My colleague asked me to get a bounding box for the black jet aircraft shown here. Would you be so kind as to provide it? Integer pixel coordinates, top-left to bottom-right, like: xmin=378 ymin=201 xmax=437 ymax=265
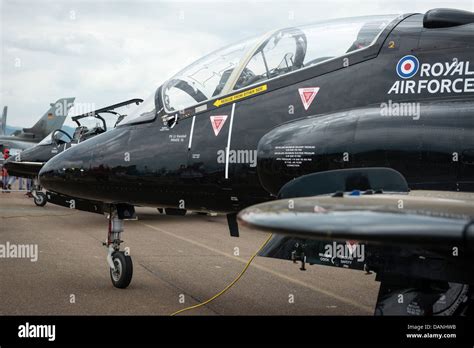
xmin=4 ymin=99 xmax=143 ymax=206
xmin=0 ymin=97 xmax=75 ymax=155
xmin=39 ymin=9 xmax=474 ymax=315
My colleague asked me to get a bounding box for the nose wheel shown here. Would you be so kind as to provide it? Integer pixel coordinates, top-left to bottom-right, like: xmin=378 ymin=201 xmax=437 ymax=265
xmin=110 ymin=251 xmax=133 ymax=289
xmin=105 ymin=205 xmax=135 ymax=289
xmin=33 ymin=192 xmax=47 ymax=207
xmin=31 ymin=178 xmax=47 ymax=207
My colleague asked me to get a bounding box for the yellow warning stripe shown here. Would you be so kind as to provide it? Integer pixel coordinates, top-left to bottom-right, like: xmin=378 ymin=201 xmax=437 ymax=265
xmin=213 ymin=84 xmax=267 ymax=107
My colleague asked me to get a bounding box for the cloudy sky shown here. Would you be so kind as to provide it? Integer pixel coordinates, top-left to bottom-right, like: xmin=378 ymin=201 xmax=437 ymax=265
xmin=1 ymin=0 xmax=473 ymax=128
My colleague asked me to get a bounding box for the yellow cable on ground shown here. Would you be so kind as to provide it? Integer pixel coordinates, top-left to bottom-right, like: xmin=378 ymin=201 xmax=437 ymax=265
xmin=170 ymin=233 xmax=273 ymax=316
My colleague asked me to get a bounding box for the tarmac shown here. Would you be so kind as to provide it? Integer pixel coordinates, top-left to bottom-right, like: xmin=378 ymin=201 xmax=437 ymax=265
xmin=0 ymin=191 xmax=379 ymax=315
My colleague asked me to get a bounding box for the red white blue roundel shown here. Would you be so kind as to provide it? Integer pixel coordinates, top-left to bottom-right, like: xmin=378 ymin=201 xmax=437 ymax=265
xmin=396 ymin=55 xmax=419 ymax=79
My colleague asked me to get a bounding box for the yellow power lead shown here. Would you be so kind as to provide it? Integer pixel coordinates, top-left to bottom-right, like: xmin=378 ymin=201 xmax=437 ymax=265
xmin=170 ymin=233 xmax=273 ymax=316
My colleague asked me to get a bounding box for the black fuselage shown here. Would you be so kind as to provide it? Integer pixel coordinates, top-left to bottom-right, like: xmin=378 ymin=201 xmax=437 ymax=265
xmin=39 ymin=14 xmax=474 ymax=213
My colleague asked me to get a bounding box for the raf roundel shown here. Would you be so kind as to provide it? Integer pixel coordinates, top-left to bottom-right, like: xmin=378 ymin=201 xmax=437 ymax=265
xmin=396 ymin=55 xmax=420 ymax=79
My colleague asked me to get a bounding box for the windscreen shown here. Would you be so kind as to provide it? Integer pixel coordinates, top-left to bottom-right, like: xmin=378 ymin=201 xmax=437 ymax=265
xmin=162 ymin=36 xmax=260 ymax=112
xmin=121 ymin=93 xmax=156 ymax=125
xmin=38 ymin=131 xmax=55 ymax=146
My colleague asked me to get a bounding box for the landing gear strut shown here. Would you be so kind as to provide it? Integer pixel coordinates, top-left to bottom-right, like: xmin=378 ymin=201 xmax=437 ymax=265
xmin=104 ymin=206 xmax=134 ymax=288
xmin=31 ymin=178 xmax=47 ymax=207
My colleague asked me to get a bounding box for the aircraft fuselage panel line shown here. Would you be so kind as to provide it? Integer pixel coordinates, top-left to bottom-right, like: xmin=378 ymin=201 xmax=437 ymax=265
xmin=188 ymin=116 xmax=196 ymax=150
xmin=225 ymin=103 xmax=236 ymax=180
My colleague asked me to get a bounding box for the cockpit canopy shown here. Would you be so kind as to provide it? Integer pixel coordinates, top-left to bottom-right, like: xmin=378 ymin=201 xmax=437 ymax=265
xmin=161 ymin=15 xmax=399 ymax=113
xmin=122 ymin=15 xmax=399 ymax=125
xmin=38 ymin=129 xmax=72 ymax=146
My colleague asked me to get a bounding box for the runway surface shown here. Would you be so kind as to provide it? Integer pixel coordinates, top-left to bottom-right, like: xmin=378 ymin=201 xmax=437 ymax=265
xmin=0 ymin=192 xmax=379 ymax=315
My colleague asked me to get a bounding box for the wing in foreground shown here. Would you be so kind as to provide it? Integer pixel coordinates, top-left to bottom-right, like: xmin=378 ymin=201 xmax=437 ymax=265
xmin=238 ymin=193 xmax=474 ymax=250
xmin=238 ymin=191 xmax=474 ymax=315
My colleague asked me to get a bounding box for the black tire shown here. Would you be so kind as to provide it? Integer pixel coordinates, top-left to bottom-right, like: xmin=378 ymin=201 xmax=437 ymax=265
xmin=34 ymin=192 xmax=47 ymax=207
xmin=109 ymin=251 xmax=133 ymax=289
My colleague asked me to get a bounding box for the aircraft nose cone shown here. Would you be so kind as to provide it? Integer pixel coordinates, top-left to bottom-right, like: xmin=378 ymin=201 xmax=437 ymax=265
xmin=39 ymin=144 xmax=90 ymax=197
xmin=39 ymin=153 xmax=71 ymax=194
xmin=39 ymin=127 xmax=131 ymax=201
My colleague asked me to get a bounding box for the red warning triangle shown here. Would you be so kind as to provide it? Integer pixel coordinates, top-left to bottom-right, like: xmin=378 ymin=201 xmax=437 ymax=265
xmin=298 ymin=87 xmax=320 ymax=111
xmin=210 ymin=115 xmax=228 ymax=136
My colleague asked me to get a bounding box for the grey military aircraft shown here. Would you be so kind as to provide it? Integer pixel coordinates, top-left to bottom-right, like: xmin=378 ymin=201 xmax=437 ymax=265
xmin=0 ymin=106 xmax=7 ymax=136
xmin=3 ymin=98 xmax=143 ymax=206
xmin=0 ymin=97 xmax=75 ymax=156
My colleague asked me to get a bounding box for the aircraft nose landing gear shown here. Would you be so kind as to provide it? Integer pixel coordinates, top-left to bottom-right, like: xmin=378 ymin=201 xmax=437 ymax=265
xmin=109 ymin=250 xmax=133 ymax=289
xmin=31 ymin=179 xmax=47 ymax=207
xmin=33 ymin=192 xmax=47 ymax=207
xmin=104 ymin=205 xmax=135 ymax=288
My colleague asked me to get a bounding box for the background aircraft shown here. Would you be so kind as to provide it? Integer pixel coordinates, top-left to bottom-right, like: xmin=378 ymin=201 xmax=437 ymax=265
xmin=0 ymin=106 xmax=7 ymax=136
xmin=3 ymin=98 xmax=143 ymax=206
xmin=0 ymin=97 xmax=75 ymax=156
xmin=38 ymin=9 xmax=474 ymax=315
